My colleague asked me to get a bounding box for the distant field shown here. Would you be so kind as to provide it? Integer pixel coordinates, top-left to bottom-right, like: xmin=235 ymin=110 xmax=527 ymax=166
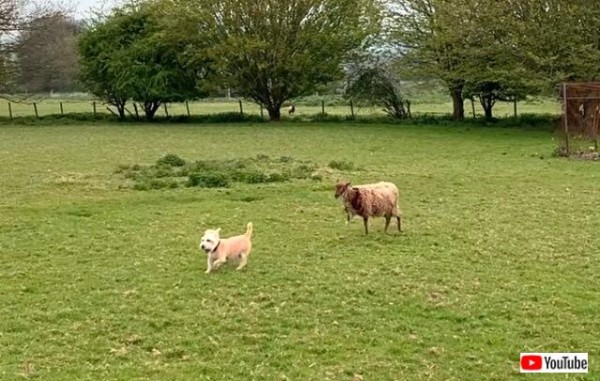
xmin=0 ymin=95 xmax=560 ymax=119
xmin=0 ymin=122 xmax=597 ymax=380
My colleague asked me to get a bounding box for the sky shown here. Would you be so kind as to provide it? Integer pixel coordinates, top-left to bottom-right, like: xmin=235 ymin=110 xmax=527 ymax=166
xmin=68 ymin=0 xmax=120 ymax=18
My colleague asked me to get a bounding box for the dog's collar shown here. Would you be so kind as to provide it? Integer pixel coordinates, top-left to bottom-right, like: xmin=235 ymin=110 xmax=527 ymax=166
xmin=211 ymin=240 xmax=221 ymax=253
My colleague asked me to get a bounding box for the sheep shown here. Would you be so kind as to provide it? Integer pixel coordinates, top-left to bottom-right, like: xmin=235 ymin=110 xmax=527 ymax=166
xmin=334 ymin=180 xmax=402 ymax=235
xmin=337 ymin=181 xmax=394 ymax=224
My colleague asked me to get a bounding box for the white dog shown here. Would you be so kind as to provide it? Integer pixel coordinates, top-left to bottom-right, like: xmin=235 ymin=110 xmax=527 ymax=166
xmin=199 ymin=222 xmax=253 ymax=273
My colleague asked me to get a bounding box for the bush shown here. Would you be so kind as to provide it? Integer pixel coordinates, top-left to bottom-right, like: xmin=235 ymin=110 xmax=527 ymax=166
xmin=157 ymin=154 xmax=186 ymax=167
xmin=277 ymin=156 xmax=294 ymax=163
xmin=186 ymin=172 xmax=230 ymax=188
xmin=120 ymin=153 xmax=331 ymax=191
xmin=151 ymin=165 xmax=175 ymax=178
xmin=328 ymin=160 xmax=354 ymax=170
xmin=267 ymin=172 xmax=291 ymax=183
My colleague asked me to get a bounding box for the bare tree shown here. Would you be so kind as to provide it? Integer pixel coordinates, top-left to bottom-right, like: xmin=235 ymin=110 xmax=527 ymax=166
xmin=0 ymin=0 xmax=71 ymax=94
xmin=15 ymin=12 xmax=82 ymax=92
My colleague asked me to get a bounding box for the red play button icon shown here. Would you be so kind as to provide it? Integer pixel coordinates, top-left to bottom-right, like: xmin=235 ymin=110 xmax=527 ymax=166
xmin=521 ymin=355 xmax=543 ymax=371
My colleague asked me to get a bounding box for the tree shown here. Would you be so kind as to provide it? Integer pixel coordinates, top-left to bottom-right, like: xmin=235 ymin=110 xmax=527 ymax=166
xmin=457 ymin=0 xmax=536 ymax=120
xmin=510 ymin=0 xmax=600 ymax=88
xmin=385 ymin=0 xmax=555 ymax=120
xmin=163 ymin=0 xmax=381 ymax=121
xmin=78 ymin=15 xmax=131 ymax=118
xmin=344 ymin=59 xmax=410 ymax=119
xmin=385 ymin=0 xmax=471 ymax=120
xmin=78 ymin=2 xmax=208 ymax=119
xmin=15 ymin=12 xmax=82 ymax=93
xmin=0 ymin=0 xmax=65 ymax=93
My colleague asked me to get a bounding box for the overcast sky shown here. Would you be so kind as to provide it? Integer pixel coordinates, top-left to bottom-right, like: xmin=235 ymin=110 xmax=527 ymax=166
xmin=69 ymin=0 xmax=120 ymax=17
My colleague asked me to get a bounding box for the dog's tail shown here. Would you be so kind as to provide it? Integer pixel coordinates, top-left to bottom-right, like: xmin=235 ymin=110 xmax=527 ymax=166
xmin=245 ymin=222 xmax=253 ymax=238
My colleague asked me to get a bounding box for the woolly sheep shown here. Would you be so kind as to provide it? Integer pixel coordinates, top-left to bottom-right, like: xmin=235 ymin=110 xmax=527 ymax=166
xmin=334 ymin=180 xmax=402 ymax=235
xmin=337 ymin=181 xmax=394 ymax=224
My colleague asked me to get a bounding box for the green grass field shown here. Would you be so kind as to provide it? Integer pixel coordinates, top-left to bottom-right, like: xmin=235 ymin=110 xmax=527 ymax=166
xmin=1 ymin=122 xmax=598 ymax=380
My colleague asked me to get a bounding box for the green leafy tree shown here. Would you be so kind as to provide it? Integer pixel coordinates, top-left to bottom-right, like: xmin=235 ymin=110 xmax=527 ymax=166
xmin=78 ymin=2 xmax=208 ymax=119
xmin=78 ymin=16 xmax=131 ymax=118
xmin=458 ymin=1 xmax=536 ymax=120
xmin=386 ymin=0 xmax=551 ymax=120
xmin=164 ymin=0 xmax=381 ymax=121
xmin=510 ymin=0 xmax=600 ymax=88
xmin=385 ymin=0 xmax=471 ymax=120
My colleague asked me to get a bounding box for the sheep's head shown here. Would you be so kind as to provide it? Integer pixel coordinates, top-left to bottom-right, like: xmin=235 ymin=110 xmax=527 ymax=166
xmin=334 ymin=181 xmax=351 ymax=198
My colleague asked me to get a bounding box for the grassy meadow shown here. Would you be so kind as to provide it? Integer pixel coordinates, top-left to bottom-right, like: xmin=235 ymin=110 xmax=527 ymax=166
xmin=1 ymin=121 xmax=599 ymax=380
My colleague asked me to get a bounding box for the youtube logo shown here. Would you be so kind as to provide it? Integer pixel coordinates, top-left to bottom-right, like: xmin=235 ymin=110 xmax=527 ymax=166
xmin=521 ymin=355 xmax=543 ymax=371
xmin=520 ymin=353 xmax=588 ymax=373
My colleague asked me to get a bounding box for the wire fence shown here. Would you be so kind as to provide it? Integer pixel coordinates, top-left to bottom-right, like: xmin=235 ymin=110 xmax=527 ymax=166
xmin=0 ymin=96 xmax=562 ymax=120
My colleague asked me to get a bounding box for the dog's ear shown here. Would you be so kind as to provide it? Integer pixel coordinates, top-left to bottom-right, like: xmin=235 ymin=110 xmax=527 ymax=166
xmin=216 ymin=227 xmax=221 ymax=233
xmin=345 ymin=182 xmax=351 ymax=187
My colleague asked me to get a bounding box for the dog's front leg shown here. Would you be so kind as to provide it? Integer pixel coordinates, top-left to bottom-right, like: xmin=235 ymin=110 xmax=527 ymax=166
xmin=205 ymin=255 xmax=214 ymax=274
xmin=212 ymin=257 xmax=227 ymax=269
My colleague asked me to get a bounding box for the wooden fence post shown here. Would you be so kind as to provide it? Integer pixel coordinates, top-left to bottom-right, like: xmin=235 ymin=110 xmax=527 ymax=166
xmin=164 ymin=103 xmax=169 ymax=117
xmin=33 ymin=103 xmax=38 ymax=118
xmin=260 ymin=105 xmax=264 ymax=118
xmin=92 ymin=101 xmax=97 ymax=117
xmin=239 ymin=100 xmax=244 ymax=115
xmin=321 ymin=100 xmax=325 ymax=115
xmin=563 ymin=83 xmax=570 ymax=155
xmin=513 ymin=98 xmax=518 ymax=117
xmin=60 ymin=102 xmax=64 ymax=115
xmin=7 ymin=102 xmax=12 ymax=120
xmin=185 ymin=101 xmax=191 ymax=117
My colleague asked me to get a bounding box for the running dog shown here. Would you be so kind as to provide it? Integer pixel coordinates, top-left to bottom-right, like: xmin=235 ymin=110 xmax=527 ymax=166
xmin=199 ymin=222 xmax=253 ymax=273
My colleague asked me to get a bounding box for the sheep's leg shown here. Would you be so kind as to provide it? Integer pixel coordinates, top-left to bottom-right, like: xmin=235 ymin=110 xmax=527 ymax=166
xmin=384 ymin=214 xmax=391 ymax=233
xmin=363 ymin=217 xmax=369 ymax=235
xmin=392 ymin=205 xmax=402 ymax=233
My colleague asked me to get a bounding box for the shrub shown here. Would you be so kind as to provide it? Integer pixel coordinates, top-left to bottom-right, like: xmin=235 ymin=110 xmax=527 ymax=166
xmin=291 ymin=164 xmax=317 ymax=179
xmin=115 ymin=164 xmax=130 ymax=173
xmin=151 ymin=165 xmax=174 ymax=178
xmin=236 ymin=170 xmax=269 ymax=184
xmin=267 ymin=172 xmax=291 ymax=183
xmin=157 ymin=154 xmax=186 ymax=167
xmin=121 ymin=153 xmax=326 ymax=190
xmin=278 ymin=156 xmax=294 ymax=163
xmin=328 ymin=160 xmax=354 ymax=170
xmin=186 ymin=172 xmax=230 ymax=188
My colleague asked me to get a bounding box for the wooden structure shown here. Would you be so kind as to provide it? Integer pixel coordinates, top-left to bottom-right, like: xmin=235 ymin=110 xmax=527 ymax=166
xmin=558 ymin=82 xmax=600 ymax=154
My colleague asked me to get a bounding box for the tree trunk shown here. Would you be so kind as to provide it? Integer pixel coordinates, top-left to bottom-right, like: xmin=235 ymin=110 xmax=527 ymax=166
xmin=267 ymin=106 xmax=281 ymax=121
xmin=450 ymin=85 xmax=464 ymax=121
xmin=479 ymin=94 xmax=494 ymax=121
xmin=143 ymin=101 xmax=161 ymax=120
xmin=116 ymin=101 xmax=126 ymax=120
